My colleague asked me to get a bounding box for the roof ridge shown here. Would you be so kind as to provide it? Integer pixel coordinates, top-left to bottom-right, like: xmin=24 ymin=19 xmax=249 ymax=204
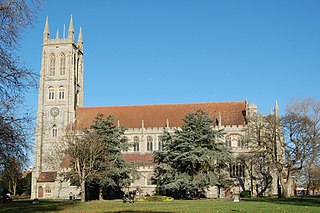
xmin=78 ymin=101 xmax=246 ymax=109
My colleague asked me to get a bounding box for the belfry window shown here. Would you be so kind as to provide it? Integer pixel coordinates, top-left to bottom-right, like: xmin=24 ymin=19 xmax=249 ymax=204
xmin=52 ymin=125 xmax=58 ymax=137
xmin=147 ymin=136 xmax=153 ymax=152
xmin=49 ymin=54 xmax=55 ymax=76
xmin=58 ymin=87 xmax=65 ymax=100
xmin=60 ymin=53 xmax=66 ymax=75
xmin=133 ymin=136 xmax=139 ymax=152
xmin=48 ymin=87 xmax=55 ymax=100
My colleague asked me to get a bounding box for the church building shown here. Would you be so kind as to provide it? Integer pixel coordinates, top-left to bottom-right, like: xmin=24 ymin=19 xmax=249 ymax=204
xmin=31 ymin=17 xmax=279 ymax=199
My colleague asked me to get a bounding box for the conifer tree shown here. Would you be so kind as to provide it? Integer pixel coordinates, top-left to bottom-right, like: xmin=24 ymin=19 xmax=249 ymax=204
xmin=154 ymin=110 xmax=231 ymax=198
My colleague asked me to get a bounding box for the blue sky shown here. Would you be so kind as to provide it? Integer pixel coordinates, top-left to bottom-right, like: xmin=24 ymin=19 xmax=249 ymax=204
xmin=21 ymin=0 xmax=320 ymax=115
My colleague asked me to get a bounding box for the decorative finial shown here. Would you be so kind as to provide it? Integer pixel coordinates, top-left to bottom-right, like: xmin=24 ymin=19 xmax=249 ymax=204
xmin=68 ymin=15 xmax=74 ymax=40
xmin=43 ymin=16 xmax=50 ymax=41
xmin=56 ymin=29 xmax=59 ymax=39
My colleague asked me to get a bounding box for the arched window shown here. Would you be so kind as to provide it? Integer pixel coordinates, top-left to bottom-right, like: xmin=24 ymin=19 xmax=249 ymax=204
xmin=48 ymin=87 xmax=55 ymax=100
xmin=45 ymin=186 xmax=51 ymax=194
xmin=225 ymin=136 xmax=231 ymax=148
xmin=58 ymin=87 xmax=65 ymax=100
xmin=230 ymin=163 xmax=245 ymax=178
xmin=147 ymin=136 xmax=153 ymax=152
xmin=52 ymin=125 xmax=58 ymax=137
xmin=237 ymin=138 xmax=244 ymax=148
xmin=133 ymin=136 xmax=139 ymax=152
xmin=158 ymin=136 xmax=164 ymax=151
xmin=60 ymin=53 xmax=66 ymax=75
xmin=49 ymin=54 xmax=55 ymax=76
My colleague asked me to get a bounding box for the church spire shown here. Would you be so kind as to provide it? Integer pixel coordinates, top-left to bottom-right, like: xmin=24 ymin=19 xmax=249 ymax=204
xmin=43 ymin=16 xmax=50 ymax=41
xmin=68 ymin=15 xmax=74 ymax=41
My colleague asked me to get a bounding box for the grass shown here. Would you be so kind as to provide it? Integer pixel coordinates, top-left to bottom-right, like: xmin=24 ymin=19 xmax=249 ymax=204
xmin=0 ymin=197 xmax=319 ymax=213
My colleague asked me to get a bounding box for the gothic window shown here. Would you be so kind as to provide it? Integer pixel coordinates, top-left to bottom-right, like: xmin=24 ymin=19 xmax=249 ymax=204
xmin=45 ymin=186 xmax=51 ymax=194
xmin=49 ymin=54 xmax=55 ymax=76
xmin=158 ymin=136 xmax=164 ymax=151
xmin=237 ymin=138 xmax=244 ymax=148
xmin=147 ymin=136 xmax=153 ymax=152
xmin=225 ymin=136 xmax=231 ymax=148
xmin=230 ymin=163 xmax=245 ymax=178
xmin=52 ymin=125 xmax=58 ymax=137
xmin=133 ymin=136 xmax=139 ymax=152
xmin=147 ymin=176 xmax=157 ymax=185
xmin=58 ymin=87 xmax=65 ymax=100
xmin=60 ymin=53 xmax=66 ymax=75
xmin=48 ymin=87 xmax=55 ymax=100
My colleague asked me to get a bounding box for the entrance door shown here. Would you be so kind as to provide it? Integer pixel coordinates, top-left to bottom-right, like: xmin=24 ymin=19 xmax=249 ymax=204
xmin=38 ymin=186 xmax=44 ymax=198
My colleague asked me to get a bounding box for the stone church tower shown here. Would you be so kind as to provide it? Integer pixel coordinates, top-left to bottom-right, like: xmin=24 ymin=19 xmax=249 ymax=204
xmin=31 ymin=16 xmax=84 ymax=199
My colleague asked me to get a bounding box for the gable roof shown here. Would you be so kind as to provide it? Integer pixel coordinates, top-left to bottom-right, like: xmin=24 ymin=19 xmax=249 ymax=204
xmin=37 ymin=172 xmax=57 ymax=182
xmin=76 ymin=101 xmax=247 ymax=129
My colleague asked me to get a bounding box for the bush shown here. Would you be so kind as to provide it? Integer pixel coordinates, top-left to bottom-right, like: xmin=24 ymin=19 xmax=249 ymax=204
xmin=136 ymin=196 xmax=174 ymax=202
xmin=240 ymin=190 xmax=251 ymax=198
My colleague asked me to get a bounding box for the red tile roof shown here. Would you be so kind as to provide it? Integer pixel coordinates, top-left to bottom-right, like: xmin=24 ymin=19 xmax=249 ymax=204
xmin=123 ymin=153 xmax=154 ymax=166
xmin=37 ymin=172 xmax=57 ymax=182
xmin=76 ymin=101 xmax=247 ymax=129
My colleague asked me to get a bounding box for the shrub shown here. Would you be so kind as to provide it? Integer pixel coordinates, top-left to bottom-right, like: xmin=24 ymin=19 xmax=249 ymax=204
xmin=136 ymin=196 xmax=174 ymax=202
xmin=240 ymin=190 xmax=251 ymax=198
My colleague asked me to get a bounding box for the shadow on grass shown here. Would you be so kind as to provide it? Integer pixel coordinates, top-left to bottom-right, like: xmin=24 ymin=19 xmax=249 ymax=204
xmin=243 ymin=196 xmax=320 ymax=208
xmin=0 ymin=200 xmax=174 ymax=213
xmin=0 ymin=199 xmax=79 ymax=213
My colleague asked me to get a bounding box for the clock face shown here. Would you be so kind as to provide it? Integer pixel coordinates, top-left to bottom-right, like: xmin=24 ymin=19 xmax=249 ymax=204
xmin=50 ymin=107 xmax=59 ymax=117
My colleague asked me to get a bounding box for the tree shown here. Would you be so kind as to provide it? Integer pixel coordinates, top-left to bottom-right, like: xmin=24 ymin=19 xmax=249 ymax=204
xmin=246 ymin=98 xmax=320 ymax=198
xmin=0 ymin=0 xmax=40 ymax=169
xmin=282 ymin=98 xmax=320 ymax=196
xmin=0 ymin=157 xmax=22 ymax=196
xmin=89 ymin=114 xmax=138 ymax=200
xmin=62 ymin=114 xmax=137 ymax=202
xmin=154 ymin=110 xmax=232 ymax=198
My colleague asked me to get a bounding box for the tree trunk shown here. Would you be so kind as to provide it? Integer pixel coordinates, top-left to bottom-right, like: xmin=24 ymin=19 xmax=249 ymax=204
xmin=99 ymin=186 xmax=103 ymax=200
xmin=13 ymin=180 xmax=17 ymax=196
xmin=280 ymin=175 xmax=294 ymax=198
xmin=81 ymin=180 xmax=86 ymax=202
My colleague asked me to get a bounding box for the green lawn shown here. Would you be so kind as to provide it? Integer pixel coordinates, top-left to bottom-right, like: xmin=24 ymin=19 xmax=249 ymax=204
xmin=0 ymin=197 xmax=319 ymax=213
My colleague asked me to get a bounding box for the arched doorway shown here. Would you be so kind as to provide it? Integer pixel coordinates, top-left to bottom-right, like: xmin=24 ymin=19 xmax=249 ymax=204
xmin=38 ymin=186 xmax=44 ymax=198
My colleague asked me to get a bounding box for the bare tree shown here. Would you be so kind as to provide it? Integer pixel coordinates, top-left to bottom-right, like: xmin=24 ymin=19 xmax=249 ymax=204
xmin=61 ymin=130 xmax=109 ymax=202
xmin=61 ymin=114 xmax=137 ymax=202
xmin=282 ymin=98 xmax=320 ymax=196
xmin=246 ymin=98 xmax=320 ymax=198
xmin=0 ymin=0 xmax=40 ymax=168
xmin=0 ymin=157 xmax=23 ymax=195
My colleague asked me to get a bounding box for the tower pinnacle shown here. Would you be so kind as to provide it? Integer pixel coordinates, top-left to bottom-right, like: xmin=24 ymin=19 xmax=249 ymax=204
xmin=43 ymin=16 xmax=50 ymax=41
xmin=275 ymin=100 xmax=279 ymax=118
xmin=68 ymin=15 xmax=74 ymax=40
xmin=56 ymin=29 xmax=59 ymax=39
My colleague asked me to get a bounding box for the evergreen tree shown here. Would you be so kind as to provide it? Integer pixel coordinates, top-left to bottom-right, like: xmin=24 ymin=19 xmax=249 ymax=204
xmin=90 ymin=114 xmax=138 ymax=199
xmin=154 ymin=110 xmax=231 ymax=198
